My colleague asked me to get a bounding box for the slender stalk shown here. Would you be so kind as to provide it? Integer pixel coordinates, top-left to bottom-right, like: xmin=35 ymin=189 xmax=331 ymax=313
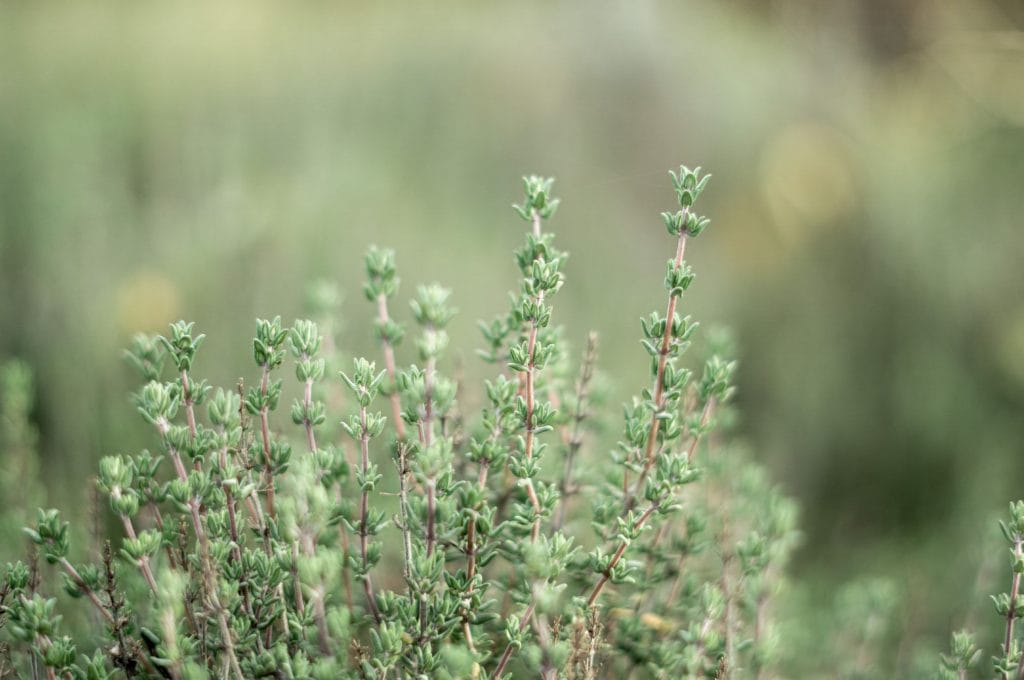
xmin=522 ymin=309 xmax=543 ymax=544
xmin=461 ymin=461 xmax=490 ymax=653
xmin=358 ymin=405 xmax=382 ymax=622
xmin=396 ymin=443 xmax=415 ymax=585
xmin=101 ymin=542 xmax=161 ymax=679
xmin=722 ymin=537 xmax=736 ymax=677
xmin=426 ymin=478 xmax=437 ymax=557
xmin=466 ymin=464 xmax=489 ymax=584
xmin=335 ymin=487 xmax=355 ymax=612
xmin=420 ymin=324 xmax=442 ymax=559
xmin=104 ymin=480 xmax=160 ymax=595
xmin=553 ymin=333 xmax=598 ymax=531
xmin=490 ymin=601 xmax=536 ymax=680
xmin=258 ymin=365 xmax=277 ymax=519
xmin=57 ymin=558 xmax=113 ymax=624
xmin=295 ymin=348 xmax=332 ymax=652
xmin=666 ymin=552 xmax=689 ymax=608
xmin=117 ymin=515 xmax=158 ymax=594
xmin=155 ymin=421 xmax=243 ymax=680
xmin=180 ymin=370 xmax=198 ymax=440
xmin=634 ymin=397 xmax=716 ymax=613
xmin=234 ymin=382 xmax=291 ymax=645
xmin=587 ymin=503 xmax=660 ymax=608
xmin=522 ymin=208 xmax=546 ymax=543
xmin=686 ymin=399 xmax=717 ymax=461
xmin=624 ymin=224 xmax=688 ymax=511
xmin=291 ymin=542 xmax=307 ymax=622
xmin=634 ymin=522 xmax=672 ymax=614
xmin=376 ymin=292 xmax=407 ymax=441
xmin=235 ymin=380 xmax=265 ymax=533
xmin=215 ymin=430 xmax=257 ymax=634
xmin=424 ymin=328 xmax=437 ymax=447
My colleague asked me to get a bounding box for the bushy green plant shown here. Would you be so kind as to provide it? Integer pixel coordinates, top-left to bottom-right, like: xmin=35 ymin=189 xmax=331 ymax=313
xmin=0 ymin=167 xmax=799 ymax=679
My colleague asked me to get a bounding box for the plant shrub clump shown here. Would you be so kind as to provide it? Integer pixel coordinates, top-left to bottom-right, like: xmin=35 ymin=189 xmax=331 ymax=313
xmin=1 ymin=167 xmax=799 ymax=679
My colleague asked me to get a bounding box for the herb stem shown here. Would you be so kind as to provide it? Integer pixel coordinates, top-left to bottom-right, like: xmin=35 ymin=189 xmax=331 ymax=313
xmin=587 ymin=503 xmax=659 ymax=608
xmin=359 ymin=405 xmax=382 ymax=622
xmin=376 ymin=292 xmax=407 ymax=441
xmin=625 ymin=225 xmax=688 ymax=511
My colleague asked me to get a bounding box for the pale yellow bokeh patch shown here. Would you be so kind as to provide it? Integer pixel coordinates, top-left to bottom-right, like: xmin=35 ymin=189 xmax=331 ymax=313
xmin=116 ymin=271 xmax=181 ymax=335
xmin=716 ymin=193 xmax=789 ymax=276
xmin=758 ymin=122 xmax=857 ymax=243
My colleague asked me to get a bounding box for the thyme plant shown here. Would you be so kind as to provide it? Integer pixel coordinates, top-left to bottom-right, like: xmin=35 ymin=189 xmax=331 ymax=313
xmin=0 ymin=167 xmax=800 ymax=679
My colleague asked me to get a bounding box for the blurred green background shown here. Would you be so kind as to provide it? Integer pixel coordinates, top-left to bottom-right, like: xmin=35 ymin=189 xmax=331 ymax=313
xmin=2 ymin=0 xmax=1024 ymax=673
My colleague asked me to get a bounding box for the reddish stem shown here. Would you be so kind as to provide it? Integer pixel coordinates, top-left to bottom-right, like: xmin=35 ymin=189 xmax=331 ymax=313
xmin=58 ymin=558 xmax=114 ymax=624
xmin=490 ymin=601 xmax=536 ymax=679
xmin=586 ymin=503 xmax=659 ymax=608
xmin=624 ymin=230 xmax=690 ymax=511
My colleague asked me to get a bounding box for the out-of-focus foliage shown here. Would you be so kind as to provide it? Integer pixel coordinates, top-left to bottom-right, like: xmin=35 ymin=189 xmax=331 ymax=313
xmin=0 ymin=361 xmax=45 ymax=550
xmin=1 ymin=0 xmax=1023 ymax=675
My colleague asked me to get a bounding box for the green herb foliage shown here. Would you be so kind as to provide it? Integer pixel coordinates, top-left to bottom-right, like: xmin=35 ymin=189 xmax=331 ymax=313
xmin=0 ymin=168 xmax=800 ymax=679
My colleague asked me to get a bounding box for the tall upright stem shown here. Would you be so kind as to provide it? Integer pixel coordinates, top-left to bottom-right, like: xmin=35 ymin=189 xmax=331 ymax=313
xmin=523 ymin=304 xmax=544 ymax=544
xmin=396 ymin=443 xmax=414 ymax=585
xmin=461 ymin=462 xmax=490 ymax=653
xmin=522 ymin=208 xmax=546 ymax=543
xmin=217 ymin=428 xmax=259 ymax=646
xmin=358 ymin=406 xmax=382 ymax=622
xmin=426 ymin=478 xmax=437 ymax=557
xmin=180 ymin=370 xmax=198 ymax=440
xmin=297 ymin=357 xmax=331 ymax=653
xmin=155 ymin=417 xmax=243 ymax=680
xmin=491 ymin=203 xmax=555 ymax=677
xmin=258 ymin=365 xmax=276 ymax=518
xmin=376 ymin=293 xmax=407 ymax=441
xmin=423 ymin=328 xmax=437 ymax=447
xmin=553 ymin=333 xmax=598 ymax=531
xmin=422 ymin=325 xmax=440 ymax=558
xmin=625 ymin=226 xmax=688 ymax=511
